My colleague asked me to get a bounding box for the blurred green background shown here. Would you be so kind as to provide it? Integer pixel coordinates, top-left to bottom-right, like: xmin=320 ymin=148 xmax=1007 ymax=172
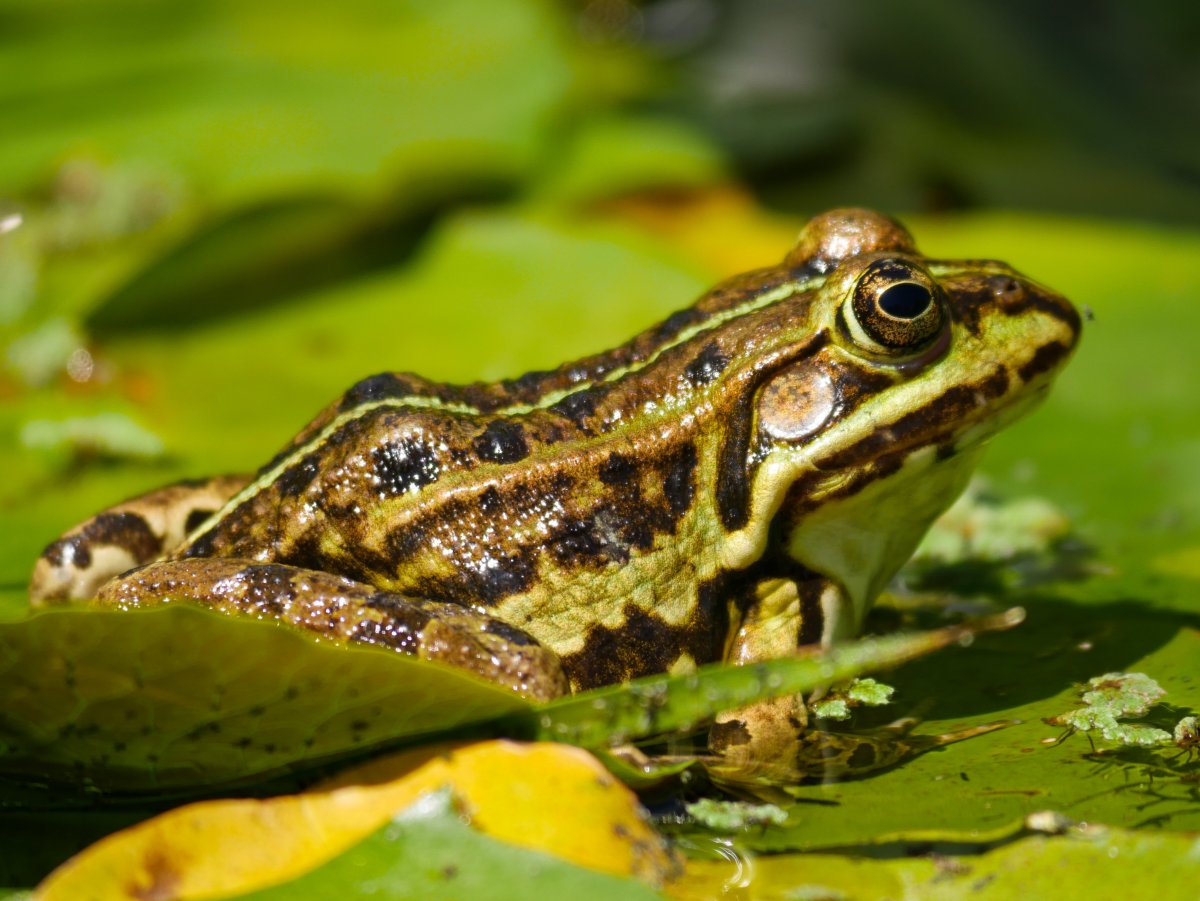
xmin=1 ymin=0 xmax=1199 ymax=892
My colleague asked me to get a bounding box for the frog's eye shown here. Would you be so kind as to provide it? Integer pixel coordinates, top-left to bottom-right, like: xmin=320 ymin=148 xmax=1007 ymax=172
xmin=843 ymin=259 xmax=945 ymax=355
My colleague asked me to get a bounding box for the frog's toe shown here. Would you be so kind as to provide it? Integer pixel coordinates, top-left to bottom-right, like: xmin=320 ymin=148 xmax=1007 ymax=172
xmin=28 ymin=474 xmax=249 ymax=606
xmin=29 ymin=513 xmax=162 ymax=605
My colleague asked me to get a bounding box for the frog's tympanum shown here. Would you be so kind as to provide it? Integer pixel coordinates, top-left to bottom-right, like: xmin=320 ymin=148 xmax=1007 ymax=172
xmin=29 ymin=210 xmax=1080 ymax=775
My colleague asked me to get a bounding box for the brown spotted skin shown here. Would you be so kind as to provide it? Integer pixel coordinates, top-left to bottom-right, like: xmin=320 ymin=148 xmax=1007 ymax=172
xmin=30 ymin=209 xmax=1081 ymax=768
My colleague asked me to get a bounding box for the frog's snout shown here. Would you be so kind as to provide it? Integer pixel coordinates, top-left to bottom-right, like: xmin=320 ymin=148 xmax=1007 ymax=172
xmin=989 ymin=271 xmax=1083 ymax=351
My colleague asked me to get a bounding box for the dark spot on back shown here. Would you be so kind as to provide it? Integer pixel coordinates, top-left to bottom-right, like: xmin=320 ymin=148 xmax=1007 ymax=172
xmin=472 ymin=420 xmax=529 ymax=464
xmin=279 ymin=532 xmax=327 ymax=572
xmin=550 ymin=386 xmax=603 ymax=427
xmin=654 ymin=307 xmax=705 ymax=341
xmin=509 ymin=367 xmax=556 ymax=397
xmin=472 ymin=553 xmax=537 ymax=603
xmin=184 ymin=509 xmax=216 ymax=533
xmin=478 ymin=486 xmax=501 ymax=513
xmin=371 ymin=437 xmax=440 ymax=497
xmin=276 ymin=452 xmax=321 ymax=498
xmin=339 ymin=372 xmax=415 ymax=411
xmin=683 ymin=341 xmax=730 ymax=388
xmin=420 ymin=551 xmax=538 ymax=607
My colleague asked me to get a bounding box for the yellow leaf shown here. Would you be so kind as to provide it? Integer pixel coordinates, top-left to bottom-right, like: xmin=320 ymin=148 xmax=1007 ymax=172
xmin=37 ymin=741 xmax=678 ymax=900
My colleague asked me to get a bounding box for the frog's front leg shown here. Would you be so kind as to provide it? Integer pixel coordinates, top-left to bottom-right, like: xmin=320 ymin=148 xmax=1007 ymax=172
xmin=30 ymin=475 xmax=250 ymax=605
xmin=708 ymin=573 xmax=966 ymax=783
xmin=709 ymin=575 xmax=816 ymax=769
xmin=95 ymin=559 xmax=569 ymax=702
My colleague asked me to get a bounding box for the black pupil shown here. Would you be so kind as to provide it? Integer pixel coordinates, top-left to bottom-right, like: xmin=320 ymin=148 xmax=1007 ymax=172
xmin=878 ymin=282 xmax=931 ymax=319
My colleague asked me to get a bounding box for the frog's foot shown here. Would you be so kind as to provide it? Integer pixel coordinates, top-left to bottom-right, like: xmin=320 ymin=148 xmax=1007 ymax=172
xmin=707 ymin=716 xmax=1014 ymax=791
xmin=95 ymin=558 xmax=569 ymax=701
xmin=30 ymin=475 xmax=250 ymax=605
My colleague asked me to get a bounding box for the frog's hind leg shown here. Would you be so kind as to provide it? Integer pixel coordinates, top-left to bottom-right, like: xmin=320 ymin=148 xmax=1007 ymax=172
xmin=96 ymin=558 xmax=569 ymax=702
xmin=29 ymin=474 xmax=249 ymax=605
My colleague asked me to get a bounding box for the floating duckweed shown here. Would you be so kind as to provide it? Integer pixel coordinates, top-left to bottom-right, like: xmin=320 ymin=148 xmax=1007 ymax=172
xmin=812 ymin=698 xmax=850 ymax=721
xmin=813 ymin=678 xmax=895 ymax=720
xmin=685 ymin=798 xmax=788 ymax=831
xmin=1047 ymin=672 xmax=1173 ymax=747
xmin=1078 ymin=672 xmax=1165 ymax=717
xmin=847 ymin=678 xmax=894 ymax=706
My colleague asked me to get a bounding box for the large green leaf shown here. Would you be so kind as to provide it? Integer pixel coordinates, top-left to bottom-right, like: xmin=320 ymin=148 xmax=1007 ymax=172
xmin=0 ymin=605 xmax=528 ymax=796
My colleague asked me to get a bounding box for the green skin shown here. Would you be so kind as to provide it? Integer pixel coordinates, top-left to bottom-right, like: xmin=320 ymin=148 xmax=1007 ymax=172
xmin=29 ymin=209 xmax=1081 ymax=773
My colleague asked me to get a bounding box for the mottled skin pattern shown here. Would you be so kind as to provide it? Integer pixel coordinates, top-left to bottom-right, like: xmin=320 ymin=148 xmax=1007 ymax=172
xmin=29 ymin=209 xmax=1081 ymax=772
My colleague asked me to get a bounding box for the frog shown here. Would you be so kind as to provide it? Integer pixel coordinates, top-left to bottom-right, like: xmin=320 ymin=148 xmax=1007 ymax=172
xmin=28 ymin=208 xmax=1081 ymax=776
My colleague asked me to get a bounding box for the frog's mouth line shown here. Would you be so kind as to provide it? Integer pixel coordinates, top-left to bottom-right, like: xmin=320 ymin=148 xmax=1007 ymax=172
xmin=942 ymin=380 xmax=1053 ymax=460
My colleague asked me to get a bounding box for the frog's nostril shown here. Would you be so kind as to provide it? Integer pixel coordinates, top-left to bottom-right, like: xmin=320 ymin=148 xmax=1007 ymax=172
xmin=991 ymin=276 xmax=1023 ymax=304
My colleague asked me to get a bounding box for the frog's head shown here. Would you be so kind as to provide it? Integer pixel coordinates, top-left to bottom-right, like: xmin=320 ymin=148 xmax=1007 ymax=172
xmin=744 ymin=209 xmax=1081 ymax=638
